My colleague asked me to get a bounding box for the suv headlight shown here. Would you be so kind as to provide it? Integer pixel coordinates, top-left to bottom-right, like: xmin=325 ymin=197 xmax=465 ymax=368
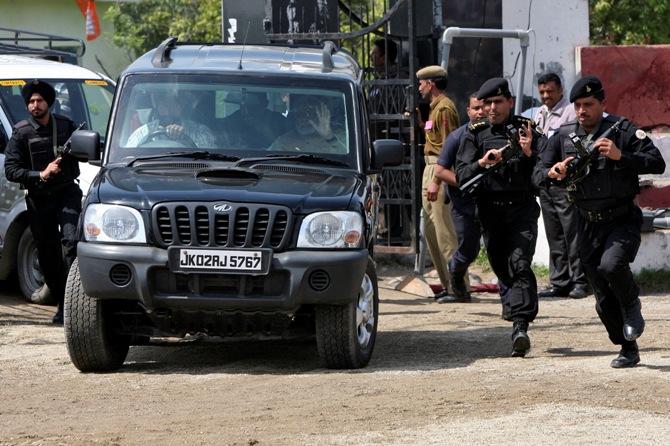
xmin=83 ymin=204 xmax=147 ymax=243
xmin=297 ymin=211 xmax=363 ymax=248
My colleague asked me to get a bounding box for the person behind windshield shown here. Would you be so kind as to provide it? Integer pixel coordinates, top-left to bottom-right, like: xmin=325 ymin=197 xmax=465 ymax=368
xmin=126 ymin=91 xmax=215 ymax=148
xmin=221 ymin=91 xmax=287 ymax=148
xmin=269 ymin=95 xmax=345 ymax=153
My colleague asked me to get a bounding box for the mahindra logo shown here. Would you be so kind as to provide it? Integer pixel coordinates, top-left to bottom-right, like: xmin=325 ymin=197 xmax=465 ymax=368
xmin=213 ymin=203 xmax=233 ymax=213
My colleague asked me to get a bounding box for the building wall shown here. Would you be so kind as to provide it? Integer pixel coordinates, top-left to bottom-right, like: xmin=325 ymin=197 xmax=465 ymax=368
xmin=502 ymin=0 xmax=589 ymax=102
xmin=0 ymin=0 xmax=132 ymax=80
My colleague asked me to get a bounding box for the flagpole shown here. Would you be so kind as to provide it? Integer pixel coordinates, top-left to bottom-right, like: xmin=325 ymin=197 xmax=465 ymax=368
xmin=220 ymin=0 xmax=225 ymax=42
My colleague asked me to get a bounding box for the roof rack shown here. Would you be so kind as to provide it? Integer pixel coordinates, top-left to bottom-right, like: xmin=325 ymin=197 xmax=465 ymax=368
xmin=321 ymin=41 xmax=338 ymax=73
xmin=0 ymin=27 xmax=85 ymax=64
xmin=152 ymin=36 xmax=178 ymax=68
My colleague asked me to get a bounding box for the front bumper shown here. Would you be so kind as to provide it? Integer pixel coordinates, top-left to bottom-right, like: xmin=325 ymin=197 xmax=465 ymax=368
xmin=77 ymin=243 xmax=369 ymax=312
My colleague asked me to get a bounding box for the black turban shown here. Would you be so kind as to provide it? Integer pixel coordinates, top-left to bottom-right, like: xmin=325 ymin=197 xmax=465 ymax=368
xmin=21 ymin=80 xmax=56 ymax=107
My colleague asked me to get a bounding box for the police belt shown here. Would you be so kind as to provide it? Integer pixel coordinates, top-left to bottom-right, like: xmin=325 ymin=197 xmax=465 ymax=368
xmin=578 ymin=204 xmax=631 ymax=223
xmin=424 ymin=155 xmax=439 ymax=165
xmin=26 ymin=180 xmax=76 ymax=197
xmin=481 ymin=193 xmax=535 ymax=207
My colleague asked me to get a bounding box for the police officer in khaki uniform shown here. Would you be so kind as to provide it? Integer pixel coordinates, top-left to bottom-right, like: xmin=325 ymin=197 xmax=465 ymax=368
xmin=415 ymin=65 xmax=460 ymax=300
xmin=4 ymin=80 xmax=81 ymax=325
xmin=534 ymin=76 xmax=666 ymax=368
xmin=456 ymin=78 xmax=542 ymax=357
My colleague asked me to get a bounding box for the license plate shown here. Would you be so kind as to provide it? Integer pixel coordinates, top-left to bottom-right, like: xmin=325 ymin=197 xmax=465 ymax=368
xmin=169 ymin=248 xmax=269 ymax=274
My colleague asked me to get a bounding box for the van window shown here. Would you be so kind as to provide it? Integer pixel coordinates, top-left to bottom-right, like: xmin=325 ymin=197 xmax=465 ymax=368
xmin=0 ymin=79 xmax=114 ymax=137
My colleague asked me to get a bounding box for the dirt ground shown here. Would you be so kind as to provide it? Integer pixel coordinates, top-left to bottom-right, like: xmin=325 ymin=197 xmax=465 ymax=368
xmin=1 ymin=268 xmax=670 ymax=446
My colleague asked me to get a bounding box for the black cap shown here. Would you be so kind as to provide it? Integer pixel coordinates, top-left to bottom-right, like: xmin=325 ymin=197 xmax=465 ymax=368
xmin=477 ymin=77 xmax=511 ymax=100
xmin=21 ymin=80 xmax=56 ymax=107
xmin=569 ymin=75 xmax=604 ymax=103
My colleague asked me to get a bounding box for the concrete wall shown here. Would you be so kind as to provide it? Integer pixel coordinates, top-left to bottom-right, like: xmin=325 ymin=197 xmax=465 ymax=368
xmin=0 ymin=0 xmax=132 ymax=79
xmin=502 ymin=0 xmax=589 ymax=102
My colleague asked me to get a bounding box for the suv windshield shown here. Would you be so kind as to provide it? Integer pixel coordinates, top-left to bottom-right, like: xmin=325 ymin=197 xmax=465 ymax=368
xmin=108 ymin=74 xmax=357 ymax=167
xmin=0 ymin=78 xmax=114 ymax=136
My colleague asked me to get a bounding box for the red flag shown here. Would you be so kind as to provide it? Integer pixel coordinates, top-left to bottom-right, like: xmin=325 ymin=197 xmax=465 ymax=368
xmin=75 ymin=0 xmax=100 ymax=41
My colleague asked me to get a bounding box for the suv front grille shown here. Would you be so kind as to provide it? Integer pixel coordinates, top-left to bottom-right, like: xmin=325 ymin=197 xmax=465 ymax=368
xmin=152 ymin=202 xmax=292 ymax=250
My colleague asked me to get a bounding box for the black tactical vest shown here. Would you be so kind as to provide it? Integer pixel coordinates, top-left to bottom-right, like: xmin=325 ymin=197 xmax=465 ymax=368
xmin=558 ymin=115 xmax=639 ymax=210
xmin=14 ymin=114 xmax=80 ymax=193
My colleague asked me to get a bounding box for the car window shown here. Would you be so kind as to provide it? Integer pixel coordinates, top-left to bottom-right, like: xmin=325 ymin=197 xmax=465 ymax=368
xmin=0 ymin=79 xmax=114 ymax=136
xmin=109 ymin=74 xmax=355 ymax=166
xmin=0 ymin=124 xmax=7 ymax=153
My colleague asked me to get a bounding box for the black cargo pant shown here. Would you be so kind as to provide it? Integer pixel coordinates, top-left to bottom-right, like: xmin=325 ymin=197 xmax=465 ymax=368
xmin=26 ymin=183 xmax=82 ymax=307
xmin=478 ymin=197 xmax=540 ymax=322
xmin=448 ymin=200 xmax=481 ymax=276
xmin=539 ymin=186 xmax=586 ymax=289
xmin=578 ymin=206 xmax=642 ymax=346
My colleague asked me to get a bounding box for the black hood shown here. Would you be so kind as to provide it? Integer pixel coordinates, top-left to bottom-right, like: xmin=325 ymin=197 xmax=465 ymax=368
xmin=93 ymin=164 xmax=362 ymax=214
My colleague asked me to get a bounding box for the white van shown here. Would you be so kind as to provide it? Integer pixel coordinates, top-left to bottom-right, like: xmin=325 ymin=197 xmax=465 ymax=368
xmin=0 ymin=55 xmax=115 ymax=302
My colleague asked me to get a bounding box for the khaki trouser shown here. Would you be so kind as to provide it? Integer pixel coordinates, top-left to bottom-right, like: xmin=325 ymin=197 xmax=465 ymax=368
xmin=421 ymin=157 xmax=458 ymax=290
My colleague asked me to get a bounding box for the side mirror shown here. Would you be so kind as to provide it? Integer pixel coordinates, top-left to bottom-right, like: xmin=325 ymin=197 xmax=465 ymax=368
xmin=70 ymin=130 xmax=101 ymax=162
xmin=371 ymin=139 xmax=403 ymax=171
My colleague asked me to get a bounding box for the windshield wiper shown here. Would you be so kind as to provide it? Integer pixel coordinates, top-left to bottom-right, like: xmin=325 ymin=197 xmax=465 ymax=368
xmin=234 ymin=154 xmax=349 ymax=168
xmin=125 ymin=151 xmax=240 ymax=167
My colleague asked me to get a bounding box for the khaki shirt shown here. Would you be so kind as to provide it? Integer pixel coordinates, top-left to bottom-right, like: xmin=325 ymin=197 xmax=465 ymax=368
xmin=423 ymin=94 xmax=459 ymax=156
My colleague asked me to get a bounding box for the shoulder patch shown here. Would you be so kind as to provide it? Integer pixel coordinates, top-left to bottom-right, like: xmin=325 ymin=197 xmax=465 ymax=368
xmin=512 ymin=115 xmax=537 ymax=128
xmin=468 ymin=118 xmax=490 ymax=133
xmin=635 ymin=129 xmax=647 ymax=140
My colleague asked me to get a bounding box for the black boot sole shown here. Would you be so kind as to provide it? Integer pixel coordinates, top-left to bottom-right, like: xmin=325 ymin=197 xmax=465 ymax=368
xmin=512 ymin=334 xmax=531 ymax=357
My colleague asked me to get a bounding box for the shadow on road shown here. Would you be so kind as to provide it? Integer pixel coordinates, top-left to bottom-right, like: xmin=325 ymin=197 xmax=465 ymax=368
xmin=119 ymin=325 xmax=516 ymax=376
xmin=0 ymin=281 xmax=56 ymax=327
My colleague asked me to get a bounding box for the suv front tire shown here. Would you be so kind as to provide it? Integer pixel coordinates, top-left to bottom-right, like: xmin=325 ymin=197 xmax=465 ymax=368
xmin=315 ymin=258 xmax=378 ymax=369
xmin=64 ymin=258 xmax=129 ymax=372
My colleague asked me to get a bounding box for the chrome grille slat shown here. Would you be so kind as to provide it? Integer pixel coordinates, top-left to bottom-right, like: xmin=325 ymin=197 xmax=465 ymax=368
xmin=152 ymin=202 xmax=291 ymax=250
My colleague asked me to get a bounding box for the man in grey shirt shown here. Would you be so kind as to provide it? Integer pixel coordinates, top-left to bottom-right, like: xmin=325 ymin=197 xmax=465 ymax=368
xmin=535 ymin=73 xmax=589 ymax=299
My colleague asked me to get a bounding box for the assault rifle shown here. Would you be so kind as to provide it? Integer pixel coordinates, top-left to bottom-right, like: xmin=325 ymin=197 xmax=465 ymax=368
xmin=460 ymin=124 xmax=523 ymax=195
xmin=56 ymin=121 xmax=86 ymax=158
xmin=555 ymin=118 xmax=624 ymax=187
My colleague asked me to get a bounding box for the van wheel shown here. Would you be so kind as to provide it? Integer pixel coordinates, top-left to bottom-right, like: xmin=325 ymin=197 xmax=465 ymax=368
xmin=315 ymin=259 xmax=378 ymax=369
xmin=17 ymin=227 xmax=52 ymax=304
xmin=64 ymin=258 xmax=129 ymax=372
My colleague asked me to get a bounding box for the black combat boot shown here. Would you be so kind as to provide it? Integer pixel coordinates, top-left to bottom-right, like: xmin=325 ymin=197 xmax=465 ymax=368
xmin=438 ymin=272 xmax=472 ymax=303
xmin=511 ymin=320 xmax=530 ymax=357
xmin=610 ymin=341 xmax=640 ymax=368
xmin=622 ymin=299 xmax=644 ymax=341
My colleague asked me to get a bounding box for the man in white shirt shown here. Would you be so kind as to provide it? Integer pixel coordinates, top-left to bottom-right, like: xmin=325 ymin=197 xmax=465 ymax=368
xmin=534 ymin=73 xmax=589 ymax=299
xmin=535 ymin=73 xmax=576 ymax=137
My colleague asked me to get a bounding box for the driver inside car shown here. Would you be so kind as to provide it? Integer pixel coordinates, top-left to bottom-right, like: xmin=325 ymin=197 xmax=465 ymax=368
xmin=125 ymin=91 xmax=216 ymax=148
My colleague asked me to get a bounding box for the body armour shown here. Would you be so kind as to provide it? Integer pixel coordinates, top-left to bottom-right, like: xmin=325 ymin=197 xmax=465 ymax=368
xmin=457 ymin=115 xmax=542 ymax=196
xmin=556 ymin=115 xmax=661 ymax=211
xmin=5 ymin=113 xmax=79 ymax=194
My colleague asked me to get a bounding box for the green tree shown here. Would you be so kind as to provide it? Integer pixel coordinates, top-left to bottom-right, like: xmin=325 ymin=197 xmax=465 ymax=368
xmin=106 ymin=0 xmax=221 ymax=60
xmin=590 ymin=0 xmax=670 ymax=45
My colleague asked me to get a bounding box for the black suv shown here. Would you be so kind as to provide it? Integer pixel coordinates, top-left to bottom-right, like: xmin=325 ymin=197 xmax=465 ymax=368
xmin=64 ymin=38 xmax=402 ymax=372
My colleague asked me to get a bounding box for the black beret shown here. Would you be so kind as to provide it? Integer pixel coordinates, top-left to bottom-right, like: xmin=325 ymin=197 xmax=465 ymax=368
xmin=476 ymin=77 xmax=510 ymax=100
xmin=569 ymin=75 xmax=604 ymax=103
xmin=21 ymin=80 xmax=56 ymax=107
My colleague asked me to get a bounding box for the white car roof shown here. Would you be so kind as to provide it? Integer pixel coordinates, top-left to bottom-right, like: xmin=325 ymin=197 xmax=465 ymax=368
xmin=0 ymin=55 xmax=106 ymax=80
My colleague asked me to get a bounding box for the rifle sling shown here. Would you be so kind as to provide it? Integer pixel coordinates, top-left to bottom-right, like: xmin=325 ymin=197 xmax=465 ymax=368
xmin=51 ymin=113 xmax=58 ymax=157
